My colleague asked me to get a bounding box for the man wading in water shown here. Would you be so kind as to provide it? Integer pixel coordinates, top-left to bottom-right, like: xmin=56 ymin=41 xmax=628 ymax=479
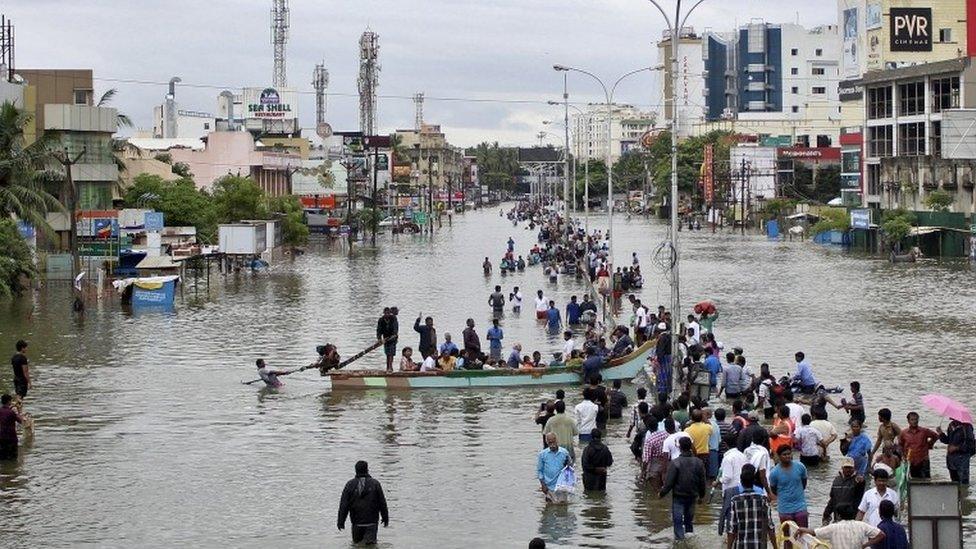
xmin=338 ymin=460 xmax=389 ymax=545
xmin=255 ymin=359 xmax=291 ymax=388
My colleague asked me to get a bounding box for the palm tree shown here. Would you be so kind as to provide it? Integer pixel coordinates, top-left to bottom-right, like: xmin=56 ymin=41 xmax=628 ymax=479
xmin=0 ymin=101 xmax=63 ymax=231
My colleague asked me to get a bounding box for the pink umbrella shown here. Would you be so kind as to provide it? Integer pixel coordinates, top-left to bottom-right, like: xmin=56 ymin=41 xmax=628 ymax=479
xmin=921 ymin=394 xmax=973 ymax=424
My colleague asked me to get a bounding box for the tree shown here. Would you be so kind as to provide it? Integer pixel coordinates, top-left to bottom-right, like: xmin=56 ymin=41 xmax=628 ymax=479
xmin=122 ymin=173 xmax=218 ymax=243
xmin=0 ymin=101 xmax=63 ymax=231
xmin=880 ymin=207 xmax=916 ymax=251
xmin=172 ymin=162 xmax=192 ymax=179
xmin=0 ymin=219 xmax=36 ymax=297
xmin=923 ymin=189 xmax=953 ymax=212
xmin=466 ymin=142 xmax=523 ymax=192
xmin=211 ymin=175 xmax=268 ymax=222
xmin=269 ymin=195 xmax=309 ymax=247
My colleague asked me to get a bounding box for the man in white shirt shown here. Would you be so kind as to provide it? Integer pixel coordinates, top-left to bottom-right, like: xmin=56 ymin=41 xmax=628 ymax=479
xmin=575 ymin=387 xmax=599 ymax=444
xmin=510 ymin=286 xmax=523 ymax=313
xmin=535 ymin=290 xmax=548 ymax=320
xmin=785 ymin=399 xmax=805 ymax=425
xmin=662 ymin=418 xmax=692 ymax=460
xmin=857 ymin=469 xmax=899 ymax=527
xmin=686 ymin=315 xmax=701 ymax=345
xmin=420 ymin=354 xmax=437 ymax=372
xmin=742 ymin=429 xmax=772 ymax=490
xmin=717 ymin=447 xmax=748 ymax=492
xmin=562 ymin=332 xmax=575 ymax=358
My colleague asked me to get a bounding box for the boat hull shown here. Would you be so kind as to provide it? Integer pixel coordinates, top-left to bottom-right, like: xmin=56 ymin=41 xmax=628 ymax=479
xmin=325 ymin=340 xmax=654 ymax=390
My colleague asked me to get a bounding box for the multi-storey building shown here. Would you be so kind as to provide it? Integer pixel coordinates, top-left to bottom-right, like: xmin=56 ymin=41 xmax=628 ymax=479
xmin=700 ymin=22 xmax=842 ymax=145
xmin=657 ymin=27 xmax=706 ymax=138
xmin=570 ymin=104 xmax=657 ymax=164
xmin=394 ymin=124 xmax=464 ymax=193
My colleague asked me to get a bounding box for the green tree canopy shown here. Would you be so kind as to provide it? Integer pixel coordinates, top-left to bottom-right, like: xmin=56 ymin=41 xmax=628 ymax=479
xmin=0 ymin=101 xmax=63 ymax=232
xmin=466 ymin=142 xmax=523 ymax=192
xmin=122 ymin=173 xmax=218 ymax=243
xmin=0 ymin=218 xmax=36 ymax=297
xmin=211 ymin=175 xmax=268 ymax=222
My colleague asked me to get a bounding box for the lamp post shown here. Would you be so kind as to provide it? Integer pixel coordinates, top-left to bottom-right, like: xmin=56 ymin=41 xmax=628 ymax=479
xmin=644 ymin=0 xmax=708 ymax=391
xmin=553 ymin=64 xmax=663 ymax=265
xmin=550 ymin=101 xmax=588 ymax=231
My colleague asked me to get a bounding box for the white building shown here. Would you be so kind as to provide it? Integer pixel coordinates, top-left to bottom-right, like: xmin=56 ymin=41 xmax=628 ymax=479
xmin=152 ymin=104 xmax=216 ymax=139
xmin=570 ymin=104 xmax=657 ymax=163
xmin=657 ymin=28 xmax=706 ymax=137
xmin=699 ymin=22 xmax=842 ymax=145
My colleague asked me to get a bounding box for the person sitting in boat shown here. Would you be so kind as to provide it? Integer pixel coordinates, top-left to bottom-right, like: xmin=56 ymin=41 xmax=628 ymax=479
xmin=610 ymin=327 xmax=634 ymax=359
xmin=520 ymin=355 xmax=540 ymax=370
xmin=420 ymin=353 xmax=438 ymax=372
xmin=437 ymin=350 xmax=457 ymax=372
xmin=439 ymin=333 xmax=459 ymax=356
xmin=507 ymin=343 xmax=523 ymax=369
xmin=256 ymin=359 xmax=287 ymax=388
xmin=399 ymin=347 xmax=419 ymax=372
xmin=565 ymin=350 xmax=584 ymax=369
xmin=532 ymin=351 xmax=544 ymax=368
xmin=548 ymin=352 xmax=564 ymax=369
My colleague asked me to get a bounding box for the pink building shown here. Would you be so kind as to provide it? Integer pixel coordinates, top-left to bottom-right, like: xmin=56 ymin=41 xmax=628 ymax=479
xmin=169 ymin=132 xmax=300 ymax=196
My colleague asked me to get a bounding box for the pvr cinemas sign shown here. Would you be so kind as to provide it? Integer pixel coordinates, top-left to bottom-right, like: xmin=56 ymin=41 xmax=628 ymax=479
xmin=890 ymin=7 xmax=932 ymax=52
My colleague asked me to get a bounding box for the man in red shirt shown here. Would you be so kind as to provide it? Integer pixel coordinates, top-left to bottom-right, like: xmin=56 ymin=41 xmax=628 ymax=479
xmin=897 ymin=411 xmax=939 ymax=479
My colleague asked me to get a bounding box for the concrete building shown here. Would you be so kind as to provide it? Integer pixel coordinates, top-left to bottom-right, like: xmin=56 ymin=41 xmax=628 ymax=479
xmin=394 ymin=124 xmax=464 ymax=193
xmin=163 ymin=131 xmax=300 ymax=196
xmin=838 ymin=0 xmax=973 ymax=79
xmin=43 ymin=104 xmax=119 ymax=210
xmin=658 ymin=28 xmax=706 ymax=137
xmin=570 ymin=104 xmax=657 ymax=163
xmin=18 ymin=69 xmax=94 ymax=144
xmin=152 ymin=105 xmax=215 ymax=140
xmin=856 ymin=56 xmax=976 ymax=216
xmin=700 ymin=22 xmax=841 ymax=145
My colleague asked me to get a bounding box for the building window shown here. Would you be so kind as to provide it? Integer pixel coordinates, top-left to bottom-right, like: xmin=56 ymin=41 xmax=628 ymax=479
xmin=815 ymin=48 xmax=823 ymax=56
xmin=790 ymin=67 xmax=799 ymax=75
xmin=73 ymin=89 xmax=92 ymax=105
xmin=867 ymin=86 xmax=893 ymax=119
xmin=939 ymin=28 xmax=952 ymax=42
xmin=931 ymin=76 xmax=960 ymax=112
xmin=791 ymin=48 xmax=798 ymax=56
xmin=898 ymin=122 xmax=925 ymax=156
xmin=812 ymin=86 xmax=826 ymax=94
xmin=868 ymin=125 xmax=893 ymax=157
xmin=791 ymin=86 xmax=798 ymax=94
xmin=204 ymin=123 xmax=211 ymax=130
xmin=897 ymin=81 xmax=925 ymax=116
xmin=812 ymin=67 xmax=826 ymax=76
xmin=930 ymin=120 xmax=942 ymax=157
xmin=791 ymin=106 xmax=799 ymax=113
xmin=867 ymin=163 xmax=881 ymax=195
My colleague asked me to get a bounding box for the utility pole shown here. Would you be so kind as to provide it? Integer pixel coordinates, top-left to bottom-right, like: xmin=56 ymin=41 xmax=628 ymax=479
xmin=740 ymin=158 xmax=747 ymax=236
xmin=371 ymin=142 xmax=379 ymax=246
xmin=562 ymin=73 xmax=570 ymax=222
xmin=54 ymin=147 xmax=86 ymax=308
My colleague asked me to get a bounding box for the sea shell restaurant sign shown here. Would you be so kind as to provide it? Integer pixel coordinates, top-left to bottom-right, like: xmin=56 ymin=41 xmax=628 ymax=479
xmin=890 ymin=7 xmax=932 ymax=52
xmin=245 ymin=87 xmax=296 ymax=119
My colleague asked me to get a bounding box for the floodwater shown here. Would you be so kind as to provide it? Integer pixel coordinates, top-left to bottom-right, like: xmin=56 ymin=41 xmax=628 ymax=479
xmin=0 ymin=206 xmax=974 ymax=548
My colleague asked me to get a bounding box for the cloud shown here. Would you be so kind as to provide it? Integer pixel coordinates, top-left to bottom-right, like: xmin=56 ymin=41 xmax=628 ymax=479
xmin=6 ymin=0 xmax=836 ymax=147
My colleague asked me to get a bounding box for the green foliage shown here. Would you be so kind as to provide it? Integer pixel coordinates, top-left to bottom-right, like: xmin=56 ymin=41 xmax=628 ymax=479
xmin=123 ymin=173 xmax=218 ymax=243
xmin=466 ymin=142 xmax=523 ymax=192
xmin=810 ymin=207 xmax=850 ymax=234
xmin=211 ymin=175 xmax=268 ymax=223
xmin=172 ymin=162 xmax=192 ymax=178
xmin=785 ymin=164 xmax=841 ymax=204
xmin=762 ymin=198 xmax=797 ymax=217
xmin=0 ymin=219 xmax=36 ymax=298
xmin=923 ymin=189 xmax=953 ymax=212
xmin=0 ymin=101 xmax=63 ymax=232
xmin=645 ymin=130 xmax=735 ymax=201
xmin=154 ymin=153 xmax=172 ymax=165
xmin=880 ymin=208 xmax=916 ymax=248
xmin=269 ymin=195 xmax=309 ymax=247
xmin=575 ymin=159 xmax=608 ymax=205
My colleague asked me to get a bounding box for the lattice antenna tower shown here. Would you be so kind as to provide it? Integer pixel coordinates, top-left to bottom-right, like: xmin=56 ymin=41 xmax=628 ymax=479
xmin=271 ymin=0 xmax=289 ymax=88
xmin=358 ymin=30 xmax=380 ymax=135
xmin=0 ymin=15 xmax=14 ymax=82
xmin=313 ymin=62 xmax=329 ymax=126
xmin=413 ymin=92 xmax=424 ymax=131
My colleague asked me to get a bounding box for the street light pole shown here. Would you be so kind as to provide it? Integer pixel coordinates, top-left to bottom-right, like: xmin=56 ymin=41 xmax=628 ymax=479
xmin=644 ymin=0 xmax=708 ymax=390
xmin=563 ymin=73 xmax=571 ymax=223
xmin=553 ymin=64 xmax=662 ymax=266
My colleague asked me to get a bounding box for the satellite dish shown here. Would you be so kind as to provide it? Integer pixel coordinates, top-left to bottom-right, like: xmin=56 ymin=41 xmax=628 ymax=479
xmin=317 ymin=122 xmax=333 ymax=139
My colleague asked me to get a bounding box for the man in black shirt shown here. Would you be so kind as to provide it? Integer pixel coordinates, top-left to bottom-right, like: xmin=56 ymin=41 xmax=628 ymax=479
xmin=338 ymin=461 xmax=389 ymax=545
xmin=581 ymin=429 xmax=614 ymax=491
xmin=11 ymin=340 xmax=29 ymax=401
xmin=376 ymin=309 xmax=398 ymax=372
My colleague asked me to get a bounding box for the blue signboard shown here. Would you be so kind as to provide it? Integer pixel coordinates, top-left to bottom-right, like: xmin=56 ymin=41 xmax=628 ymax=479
xmin=851 ymin=209 xmax=871 ymax=230
xmin=144 ymin=212 xmax=164 ymax=232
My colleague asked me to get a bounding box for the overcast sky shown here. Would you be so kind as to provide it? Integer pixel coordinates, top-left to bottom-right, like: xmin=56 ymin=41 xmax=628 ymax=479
xmin=8 ymin=1 xmax=834 ymax=147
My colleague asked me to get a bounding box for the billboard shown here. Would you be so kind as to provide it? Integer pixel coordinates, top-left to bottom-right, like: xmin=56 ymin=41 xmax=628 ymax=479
xmin=865 ymin=2 xmax=881 ymax=30
xmin=777 ymin=147 xmax=841 ymax=161
xmin=702 ymin=144 xmax=714 ymax=203
xmin=242 ymin=87 xmax=298 ymax=120
xmin=850 ymin=209 xmax=871 ymax=229
xmin=843 ymin=8 xmax=859 ymax=77
xmin=890 ymin=8 xmax=932 ymax=52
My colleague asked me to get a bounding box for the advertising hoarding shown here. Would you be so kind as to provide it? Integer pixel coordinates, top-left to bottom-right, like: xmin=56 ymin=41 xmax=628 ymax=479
xmin=242 ymin=87 xmax=298 ymax=120
xmin=890 ymin=8 xmax=932 ymax=52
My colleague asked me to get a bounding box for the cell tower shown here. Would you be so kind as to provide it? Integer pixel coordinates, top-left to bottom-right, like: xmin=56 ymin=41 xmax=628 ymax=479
xmin=358 ymin=30 xmax=380 ymax=135
xmin=313 ymin=62 xmax=330 ymax=138
xmin=270 ymin=0 xmax=289 ymax=88
xmin=0 ymin=15 xmax=14 ymax=82
xmin=413 ymin=92 xmax=424 ymax=131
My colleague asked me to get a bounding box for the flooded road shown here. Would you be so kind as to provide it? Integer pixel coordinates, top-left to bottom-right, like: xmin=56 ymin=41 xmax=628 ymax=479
xmin=0 ymin=206 xmax=974 ymax=547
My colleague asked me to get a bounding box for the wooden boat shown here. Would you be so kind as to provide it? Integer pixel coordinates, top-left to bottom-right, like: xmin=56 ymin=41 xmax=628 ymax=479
xmin=322 ymin=340 xmax=655 ymax=390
